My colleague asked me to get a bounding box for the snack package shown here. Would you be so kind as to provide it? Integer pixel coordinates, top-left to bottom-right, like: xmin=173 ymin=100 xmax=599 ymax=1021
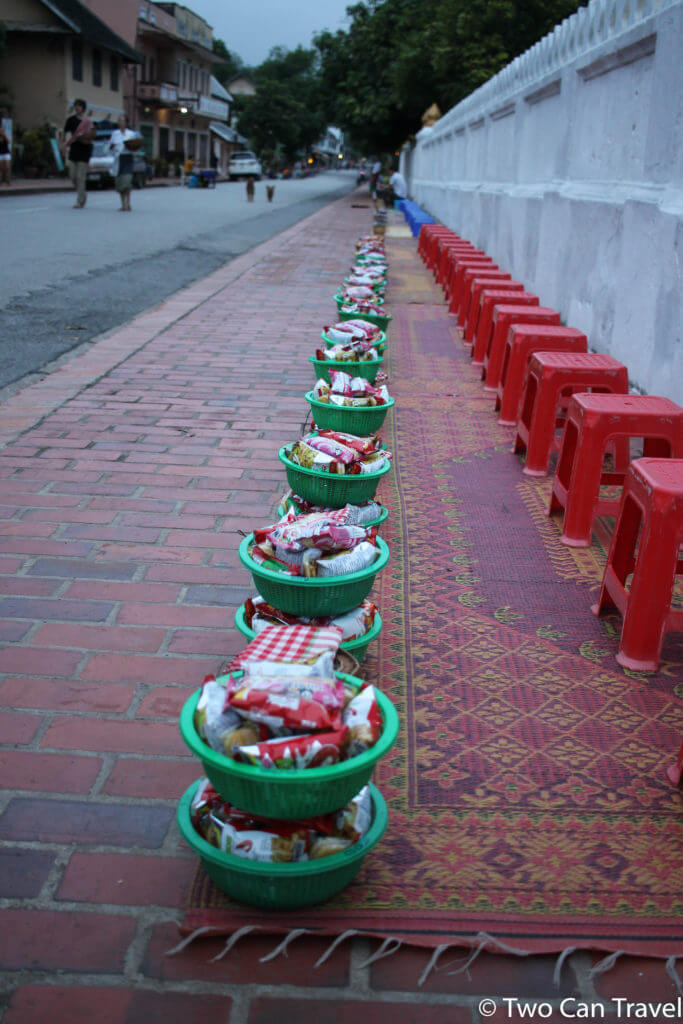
xmin=328 ymin=369 xmax=353 ymax=396
xmin=194 ymin=675 xmax=261 ymax=756
xmin=342 ymin=685 xmax=382 ymax=757
xmin=227 ymin=675 xmax=346 ymax=732
xmin=310 ymin=836 xmax=354 ymax=859
xmin=315 ymin=540 xmax=377 ymax=577
xmin=304 ymin=435 xmax=358 ymax=464
xmin=312 ymin=378 xmax=330 ymax=400
xmin=336 ymin=785 xmax=373 ymax=840
xmin=233 ymin=727 xmax=349 ymax=770
xmin=209 ymin=815 xmax=311 ymax=862
xmin=288 ymin=440 xmax=342 ymax=473
xmin=315 ymin=430 xmax=381 ymax=456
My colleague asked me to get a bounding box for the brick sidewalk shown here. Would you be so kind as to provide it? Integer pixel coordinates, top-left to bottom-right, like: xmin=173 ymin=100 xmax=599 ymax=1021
xmin=0 ymin=193 xmax=676 ymax=1022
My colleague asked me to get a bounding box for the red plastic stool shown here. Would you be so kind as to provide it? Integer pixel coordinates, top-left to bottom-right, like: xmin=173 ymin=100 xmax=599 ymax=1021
xmin=549 ymin=395 xmax=683 ymax=547
xmin=464 ymin=278 xmax=524 ymax=343
xmin=448 ymin=257 xmax=497 ymax=316
xmin=443 ymin=247 xmax=484 ymax=299
xmin=444 ymin=249 xmax=488 ymax=301
xmin=495 ymin=326 xmax=588 ymax=425
xmin=591 ymin=458 xmax=683 ymax=671
xmin=437 ymin=241 xmax=479 ymax=290
xmin=426 ymin=230 xmax=461 ymax=272
xmin=418 ymin=225 xmax=454 ymax=263
xmin=513 ymin=352 xmax=629 ymax=476
xmin=667 ymin=742 xmax=683 ymax=786
xmin=482 ymin=306 xmax=560 ymax=390
xmin=471 ymin=292 xmax=540 ymax=364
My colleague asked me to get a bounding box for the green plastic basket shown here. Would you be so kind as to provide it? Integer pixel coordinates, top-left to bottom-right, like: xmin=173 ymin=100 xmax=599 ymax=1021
xmin=277 ymin=497 xmax=389 ymax=529
xmin=339 ymin=309 xmax=392 ymax=333
xmin=177 ymin=780 xmax=388 ymax=909
xmin=179 ymin=672 xmax=399 ymax=817
xmin=234 ymin=604 xmax=383 ymax=663
xmin=238 ymin=533 xmax=390 ymax=617
xmin=322 ymin=328 xmax=386 ymax=353
xmin=278 ymin=447 xmax=391 ymax=509
xmin=306 ymin=391 xmax=394 ymax=435
xmin=310 ymin=354 xmax=384 ymax=385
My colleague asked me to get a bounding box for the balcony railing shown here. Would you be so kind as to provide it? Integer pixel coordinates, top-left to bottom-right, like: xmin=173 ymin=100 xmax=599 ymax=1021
xmin=138 ymin=82 xmax=178 ymax=104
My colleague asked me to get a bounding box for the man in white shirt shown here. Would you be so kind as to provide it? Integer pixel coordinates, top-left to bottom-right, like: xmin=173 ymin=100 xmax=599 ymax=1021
xmin=389 ymin=170 xmax=408 ymax=200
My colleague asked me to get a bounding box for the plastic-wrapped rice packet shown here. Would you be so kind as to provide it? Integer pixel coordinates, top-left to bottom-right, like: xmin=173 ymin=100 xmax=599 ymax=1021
xmin=336 ymin=785 xmax=373 ymax=840
xmin=315 ymin=540 xmax=377 ymax=578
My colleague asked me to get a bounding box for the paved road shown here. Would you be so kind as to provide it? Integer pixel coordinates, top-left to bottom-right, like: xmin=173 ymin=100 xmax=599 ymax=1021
xmin=0 ymin=171 xmax=359 ymax=392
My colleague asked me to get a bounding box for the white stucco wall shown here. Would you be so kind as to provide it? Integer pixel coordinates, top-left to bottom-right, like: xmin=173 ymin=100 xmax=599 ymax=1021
xmin=401 ymin=0 xmax=683 ymax=401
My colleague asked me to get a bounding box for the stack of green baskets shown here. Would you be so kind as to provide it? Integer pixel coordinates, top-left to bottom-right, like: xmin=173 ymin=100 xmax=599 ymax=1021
xmin=177 ymin=227 xmax=397 ymax=909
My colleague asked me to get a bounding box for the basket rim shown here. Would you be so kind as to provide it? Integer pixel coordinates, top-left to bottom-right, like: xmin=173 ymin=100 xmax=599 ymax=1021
xmin=278 ymin=447 xmax=392 ymax=483
xmin=338 ymin=309 xmax=393 ymax=324
xmin=234 ymin=603 xmax=384 ymax=653
xmin=309 ymin=354 xmax=384 ymax=370
xmin=176 ymin=780 xmax=388 ymax=878
xmin=238 ymin=532 xmax=390 ymax=588
xmin=305 ymin=391 xmax=395 ymax=413
xmin=179 ymin=670 xmax=399 ymax=787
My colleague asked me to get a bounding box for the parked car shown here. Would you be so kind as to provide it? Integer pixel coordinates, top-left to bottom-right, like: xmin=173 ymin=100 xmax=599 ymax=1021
xmin=87 ymin=131 xmax=148 ymax=189
xmin=228 ymin=150 xmax=262 ymax=180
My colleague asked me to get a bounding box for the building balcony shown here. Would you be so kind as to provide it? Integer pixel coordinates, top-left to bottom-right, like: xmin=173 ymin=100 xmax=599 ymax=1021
xmin=178 ymin=94 xmax=229 ymax=120
xmin=138 ymin=82 xmax=178 ymax=104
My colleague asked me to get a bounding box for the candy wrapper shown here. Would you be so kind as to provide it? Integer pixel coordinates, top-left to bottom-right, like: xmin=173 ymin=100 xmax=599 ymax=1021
xmin=288 ymin=439 xmax=343 ymax=473
xmin=315 ymin=430 xmax=382 ymax=456
xmin=227 ymin=675 xmax=347 ymax=732
xmin=208 ymin=815 xmax=311 ymax=862
xmin=233 ymin=727 xmax=349 ymax=770
xmin=319 ymin=344 xmax=379 ymax=363
xmin=342 ymin=685 xmax=382 ymax=757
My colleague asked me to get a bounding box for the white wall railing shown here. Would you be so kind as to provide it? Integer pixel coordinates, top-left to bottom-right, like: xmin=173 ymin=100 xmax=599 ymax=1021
xmin=402 ymin=0 xmax=682 ymax=400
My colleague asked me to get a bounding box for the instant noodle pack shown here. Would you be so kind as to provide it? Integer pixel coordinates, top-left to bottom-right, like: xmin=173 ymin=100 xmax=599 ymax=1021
xmin=177 ymin=231 xmax=397 ymax=908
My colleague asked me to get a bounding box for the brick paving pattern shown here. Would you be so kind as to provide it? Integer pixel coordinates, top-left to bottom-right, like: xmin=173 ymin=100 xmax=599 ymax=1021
xmin=0 ymin=193 xmax=677 ymax=1021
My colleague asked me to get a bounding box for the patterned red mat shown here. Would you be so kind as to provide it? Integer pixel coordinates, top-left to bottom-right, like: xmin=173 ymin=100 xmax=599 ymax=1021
xmin=182 ymin=236 xmax=683 ymax=958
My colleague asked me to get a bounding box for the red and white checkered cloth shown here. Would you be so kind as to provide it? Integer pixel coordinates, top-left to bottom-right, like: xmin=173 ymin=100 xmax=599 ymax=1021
xmin=227 ymin=624 xmax=343 ymax=672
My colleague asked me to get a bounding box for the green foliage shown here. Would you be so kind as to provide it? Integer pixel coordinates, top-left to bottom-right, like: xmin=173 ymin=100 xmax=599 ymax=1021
xmin=212 ymin=37 xmax=243 ymax=89
xmin=20 ymin=125 xmax=53 ymax=173
xmin=235 ymin=46 xmax=326 ymax=164
xmin=314 ymin=0 xmax=584 ymax=154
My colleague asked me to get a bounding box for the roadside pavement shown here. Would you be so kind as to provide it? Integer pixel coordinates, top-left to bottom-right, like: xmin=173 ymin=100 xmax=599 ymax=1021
xmin=0 ymin=175 xmax=187 ymax=198
xmin=0 ymin=190 xmax=673 ymax=1022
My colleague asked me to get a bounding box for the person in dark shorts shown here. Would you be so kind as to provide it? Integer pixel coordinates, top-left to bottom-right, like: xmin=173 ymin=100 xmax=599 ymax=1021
xmin=62 ymin=99 xmax=94 ymax=208
xmin=109 ymin=114 xmax=137 ymax=212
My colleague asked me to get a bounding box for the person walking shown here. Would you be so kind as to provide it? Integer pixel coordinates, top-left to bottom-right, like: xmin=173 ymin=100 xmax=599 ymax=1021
xmin=0 ymin=125 xmax=11 ymax=185
xmin=109 ymin=115 xmax=137 ymax=212
xmin=61 ymin=99 xmax=95 ymax=208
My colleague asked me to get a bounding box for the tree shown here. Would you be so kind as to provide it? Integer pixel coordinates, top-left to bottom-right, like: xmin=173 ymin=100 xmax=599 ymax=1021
xmin=212 ymin=37 xmax=243 ymax=89
xmin=314 ymin=0 xmax=584 ymax=154
xmin=235 ymin=46 xmax=326 ymax=165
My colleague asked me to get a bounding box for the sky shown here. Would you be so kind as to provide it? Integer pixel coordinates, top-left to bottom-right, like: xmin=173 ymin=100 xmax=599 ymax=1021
xmin=188 ymin=0 xmax=353 ymax=66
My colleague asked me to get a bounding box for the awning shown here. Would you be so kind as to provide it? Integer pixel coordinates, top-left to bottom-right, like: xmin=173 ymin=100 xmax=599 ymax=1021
xmin=209 ymin=122 xmax=248 ymax=146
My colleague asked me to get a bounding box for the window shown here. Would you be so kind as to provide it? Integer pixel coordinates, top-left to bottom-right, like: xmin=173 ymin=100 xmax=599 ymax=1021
xmin=92 ymin=49 xmax=102 ymax=87
xmin=110 ymin=56 xmax=119 ymax=91
xmin=149 ymin=8 xmax=156 ymax=24
xmin=72 ymin=40 xmax=83 ymax=81
xmin=139 ymin=3 xmax=147 ymax=18
xmin=149 ymin=57 xmax=155 ymax=81
xmin=187 ymin=131 xmax=196 ymax=158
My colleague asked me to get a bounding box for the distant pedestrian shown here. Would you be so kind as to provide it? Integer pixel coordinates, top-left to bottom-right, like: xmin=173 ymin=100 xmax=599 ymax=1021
xmin=0 ymin=125 xmax=10 ymax=185
xmin=266 ymin=184 xmax=275 ymax=202
xmin=369 ymin=156 xmax=381 ymax=198
xmin=246 ymin=178 xmax=255 ymax=202
xmin=61 ymin=99 xmax=95 ymax=209
xmin=182 ymin=156 xmax=193 ymax=185
xmin=387 ymin=168 xmax=408 ymax=205
xmin=109 ymin=115 xmax=137 ymax=212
